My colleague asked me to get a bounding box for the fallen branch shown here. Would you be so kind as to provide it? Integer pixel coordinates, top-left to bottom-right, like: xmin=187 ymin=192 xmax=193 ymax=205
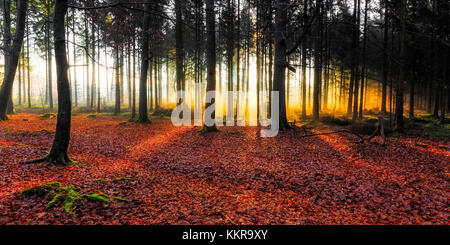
xmin=297 ymin=129 xmax=365 ymax=142
xmin=298 ymin=117 xmax=387 ymax=146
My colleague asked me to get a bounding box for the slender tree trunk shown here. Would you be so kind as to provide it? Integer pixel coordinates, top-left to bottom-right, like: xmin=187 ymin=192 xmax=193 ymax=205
xmin=381 ymin=0 xmax=389 ymax=114
xmin=27 ymin=14 xmax=31 ymax=108
xmin=47 ymin=1 xmax=53 ymax=109
xmin=175 ymin=0 xmax=184 ymax=107
xmin=301 ymin=0 xmax=308 ymax=119
xmin=359 ymin=0 xmax=368 ymax=120
xmin=395 ymin=0 xmax=406 ymax=131
xmin=90 ymin=22 xmax=96 ymax=108
xmin=72 ymin=9 xmax=78 ymax=107
xmin=18 ymin=52 xmax=22 ymax=105
xmin=352 ymin=0 xmax=361 ymax=120
xmin=84 ymin=12 xmax=90 ymax=108
xmin=132 ymin=37 xmax=136 ymax=119
xmin=114 ymin=46 xmax=121 ymax=115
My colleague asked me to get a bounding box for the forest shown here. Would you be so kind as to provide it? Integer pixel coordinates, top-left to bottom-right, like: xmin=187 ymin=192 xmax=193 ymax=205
xmin=0 ymin=0 xmax=448 ymax=225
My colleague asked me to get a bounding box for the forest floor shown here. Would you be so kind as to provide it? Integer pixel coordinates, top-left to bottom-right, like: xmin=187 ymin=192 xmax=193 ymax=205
xmin=0 ymin=113 xmax=448 ymax=225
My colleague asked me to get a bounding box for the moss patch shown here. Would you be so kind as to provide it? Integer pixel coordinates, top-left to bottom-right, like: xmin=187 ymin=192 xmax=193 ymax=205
xmin=40 ymin=113 xmax=57 ymax=119
xmin=84 ymin=193 xmax=111 ymax=204
xmin=22 ymin=182 xmax=62 ymax=197
xmin=112 ymin=177 xmax=133 ymax=182
xmin=21 ymin=182 xmax=126 ymax=213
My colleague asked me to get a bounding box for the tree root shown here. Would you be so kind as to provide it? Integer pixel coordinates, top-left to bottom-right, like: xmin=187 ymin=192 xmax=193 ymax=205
xmin=200 ymin=125 xmax=219 ymax=133
xmin=22 ymin=153 xmax=75 ymax=167
xmin=136 ymin=118 xmax=152 ymax=124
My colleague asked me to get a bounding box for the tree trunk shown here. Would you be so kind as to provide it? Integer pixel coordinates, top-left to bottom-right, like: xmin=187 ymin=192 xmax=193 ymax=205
xmin=26 ymin=0 xmax=74 ymax=166
xmin=114 ymin=46 xmax=121 ymax=115
xmin=0 ymin=0 xmax=28 ymax=120
xmin=137 ymin=1 xmax=151 ymax=123
xmin=203 ymin=0 xmax=218 ymax=132
xmin=175 ymin=0 xmax=184 ymax=106
xmin=352 ymin=0 xmax=361 ymax=121
xmin=313 ymin=0 xmax=322 ymax=121
xmin=381 ymin=0 xmax=388 ymax=114
xmin=395 ymin=0 xmax=406 ymax=131
xmin=273 ymin=0 xmax=291 ymax=129
xmin=359 ymin=0 xmax=368 ymax=120
xmin=91 ymin=22 xmax=96 ymax=109
xmin=132 ymin=37 xmax=136 ymax=119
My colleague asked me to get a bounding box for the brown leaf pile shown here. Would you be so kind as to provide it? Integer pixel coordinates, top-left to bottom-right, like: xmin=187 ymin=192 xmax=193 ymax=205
xmin=0 ymin=113 xmax=448 ymax=225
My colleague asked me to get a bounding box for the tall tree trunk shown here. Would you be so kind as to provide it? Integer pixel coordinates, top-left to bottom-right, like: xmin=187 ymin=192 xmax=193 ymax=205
xmin=27 ymin=0 xmax=73 ymax=166
xmin=236 ymin=0 xmax=241 ymax=118
xmin=203 ymin=0 xmax=217 ymax=132
xmin=72 ymin=8 xmax=78 ymax=107
xmin=226 ymin=0 xmax=234 ymax=121
xmin=273 ymin=0 xmax=291 ymax=129
xmin=313 ymin=0 xmax=322 ymax=121
xmin=381 ymin=0 xmax=389 ymax=114
xmin=359 ymin=0 xmax=368 ymax=120
xmin=18 ymin=52 xmax=22 ymax=105
xmin=352 ymin=0 xmax=361 ymax=120
xmin=132 ymin=37 xmax=136 ymax=119
xmin=47 ymin=1 xmax=53 ymax=109
xmin=395 ymin=0 xmax=406 ymax=131
xmin=301 ymin=0 xmax=308 ymax=119
xmin=0 ymin=0 xmax=28 ymax=120
xmin=127 ymin=41 xmax=131 ymax=109
xmin=137 ymin=1 xmax=151 ymax=123
xmin=114 ymin=46 xmax=121 ymax=115
xmin=27 ymin=13 xmax=31 ymax=108
xmin=175 ymin=0 xmax=184 ymax=107
xmin=84 ymin=12 xmax=90 ymax=108
xmin=91 ymin=22 xmax=96 ymax=108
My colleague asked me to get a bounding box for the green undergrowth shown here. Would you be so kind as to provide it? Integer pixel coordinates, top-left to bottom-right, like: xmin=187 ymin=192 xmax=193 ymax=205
xmin=410 ymin=117 xmax=450 ymax=140
xmin=95 ymin=177 xmax=133 ymax=183
xmin=6 ymin=128 xmax=54 ymax=137
xmin=21 ymin=182 xmax=127 ymax=213
xmin=40 ymin=113 xmax=57 ymax=119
